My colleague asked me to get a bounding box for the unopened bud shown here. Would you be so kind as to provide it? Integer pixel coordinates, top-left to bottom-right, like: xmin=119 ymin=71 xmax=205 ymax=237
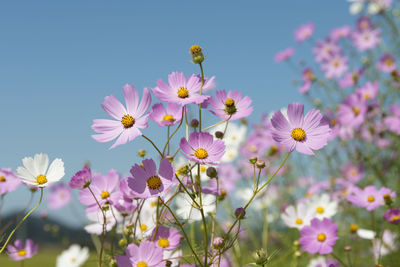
xmin=235 ymin=207 xmax=246 ymax=219
xmin=213 ymin=237 xmax=225 ymax=249
xmin=215 ymin=131 xmax=224 ymax=139
xmin=206 ymin=167 xmax=217 ymax=178
xmin=190 ymin=119 xmax=199 ymax=128
xmin=190 ymin=45 xmax=204 ymax=64
xmin=249 ymin=157 xmax=258 ymax=164
xmin=344 ymin=246 xmax=352 ymax=251
xmin=384 ymin=194 xmax=393 ymax=206
xmin=256 ymin=160 xmax=266 ymax=169
xmin=119 ymin=239 xmax=127 ymax=247
xmin=254 ymin=248 xmax=269 ymax=265
xmin=138 ymin=149 xmax=146 ymax=157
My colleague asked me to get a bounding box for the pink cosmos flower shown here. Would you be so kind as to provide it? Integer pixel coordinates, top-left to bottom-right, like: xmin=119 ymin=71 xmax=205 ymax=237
xmin=330 ymin=25 xmax=351 ymax=41
xmin=69 ymin=166 xmax=92 ymax=189
xmin=92 ymin=84 xmax=151 ymax=149
xmin=299 ymin=218 xmax=339 ymax=254
xmin=294 ymin=23 xmax=315 ymax=43
xmin=356 ymin=81 xmax=379 ymax=100
xmin=117 ymin=241 xmax=164 ymax=267
xmin=270 ymin=103 xmax=331 ymax=155
xmin=274 ymin=47 xmax=295 ymax=62
xmin=352 ymin=29 xmax=381 ymax=52
xmin=377 ymin=54 xmax=396 ymax=73
xmin=7 ymin=239 xmax=38 ymax=261
xmin=341 ymin=162 xmax=364 ymax=183
xmin=338 ymin=69 xmax=363 ymax=89
xmin=128 ymin=158 xmax=175 ymax=199
xmin=152 ymin=72 xmax=209 ymax=106
xmin=47 ymin=183 xmax=72 ymax=210
xmin=384 ymin=209 xmax=400 ymax=224
xmin=180 ymin=132 xmax=226 ymax=165
xmin=384 ymin=104 xmax=400 ymax=134
xmin=149 ymin=103 xmax=183 ymax=127
xmin=356 ymin=16 xmax=373 ymax=32
xmin=78 ymin=170 xmax=122 ymax=212
xmin=149 ymin=226 xmax=182 ymax=250
xmin=208 ymin=90 xmax=253 ymax=121
xmin=0 ymin=168 xmax=20 ymax=195
xmin=337 ymin=93 xmax=367 ymax=128
xmin=321 ymin=54 xmax=348 ymax=79
xmin=313 ymin=39 xmax=341 ymax=63
xmin=347 ymin=185 xmax=384 ymax=211
xmin=195 ymin=74 xmax=217 ymax=92
xmin=299 ymin=68 xmax=316 ymax=94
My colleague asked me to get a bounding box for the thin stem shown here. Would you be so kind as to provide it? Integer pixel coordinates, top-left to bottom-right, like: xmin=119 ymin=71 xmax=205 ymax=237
xmin=162 ymin=107 xmax=185 ymax=156
xmin=0 ymin=188 xmax=44 ymax=254
xmin=199 ymin=62 xmax=204 ymax=132
xmin=202 ymin=116 xmax=232 ymax=132
xmin=142 ymin=135 xmax=163 ymax=157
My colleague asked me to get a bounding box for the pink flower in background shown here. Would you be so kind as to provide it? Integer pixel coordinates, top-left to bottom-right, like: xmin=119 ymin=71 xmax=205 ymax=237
xmin=149 ymin=103 xmax=183 ymax=127
xmin=337 ymin=93 xmax=367 ymax=128
xmin=330 ymin=25 xmax=351 ymax=41
xmin=377 ymin=54 xmax=396 ymax=73
xmin=352 ymin=29 xmax=381 ymax=52
xmin=209 ymin=90 xmax=253 ymax=121
xmin=7 ymin=239 xmax=38 ymax=261
xmin=299 ymin=68 xmax=316 ymax=94
xmin=338 ymin=69 xmax=363 ymax=89
xmin=69 ymin=166 xmax=92 ymax=189
xmin=149 ymin=226 xmax=182 ymax=250
xmin=384 ymin=104 xmax=400 ymax=134
xmin=47 ymin=183 xmax=72 ymax=210
xmin=152 ymin=72 xmax=209 ymax=105
xmin=341 ymin=162 xmax=364 ymax=183
xmin=128 ymin=158 xmax=175 ymax=199
xmin=384 ymin=209 xmax=400 ymax=224
xmin=321 ymin=54 xmax=348 ymax=79
xmin=313 ymin=39 xmax=341 ymax=63
xmin=180 ymin=132 xmax=226 ymax=165
xmin=356 ymin=81 xmax=379 ymax=100
xmin=91 ymin=84 xmax=151 ymax=149
xmin=0 ymin=168 xmax=20 ymax=195
xmin=347 ymin=185 xmax=384 ymax=211
xmin=299 ymin=218 xmax=338 ymax=254
xmin=117 ymin=241 xmax=164 ymax=267
xmin=356 ymin=16 xmax=373 ymax=32
xmin=294 ymin=23 xmax=315 ymax=43
xmin=274 ymin=47 xmax=295 ymax=62
xmin=78 ymin=170 xmax=122 ymax=212
xmin=270 ymin=103 xmax=331 ymax=155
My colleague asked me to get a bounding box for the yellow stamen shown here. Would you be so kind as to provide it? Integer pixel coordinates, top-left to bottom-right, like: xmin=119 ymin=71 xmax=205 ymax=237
xmin=17 ymin=249 xmax=26 ymax=257
xmin=316 ymin=206 xmax=324 ymax=214
xmin=352 ymin=107 xmax=360 ymax=116
xmin=140 ymin=224 xmax=147 ymax=231
xmin=220 ymin=189 xmax=227 ymax=196
xmin=391 ymin=215 xmax=400 ymax=222
xmin=200 ymin=166 xmax=207 ymax=173
xmin=291 ymin=128 xmax=306 ymax=142
xmin=137 ymin=261 xmax=148 ymax=267
xmin=163 ymin=114 xmax=175 ymax=122
xmin=190 ymin=45 xmax=202 ymax=55
xmin=121 ymin=115 xmax=135 ymax=128
xmin=295 ymin=218 xmax=303 ymax=225
xmin=147 ymin=176 xmax=162 ymax=190
xmin=0 ymin=176 xmax=6 ymax=182
xmin=194 ymin=148 xmax=208 ymax=159
xmin=157 ymin=238 xmax=170 ymax=248
xmin=71 ymin=258 xmax=76 ymax=263
xmin=225 ymin=98 xmax=235 ymax=107
xmin=367 ymin=196 xmax=375 ymax=202
xmin=330 ymin=119 xmax=337 ymax=127
xmin=36 ymin=175 xmax=47 ymax=185
xmin=332 ymin=60 xmax=340 ymax=68
xmin=306 ymin=192 xmax=312 ymax=198
xmin=100 ymin=191 xmax=110 ymax=199
xmin=317 ymin=233 xmax=326 ymax=242
xmin=177 ymin=87 xmax=189 ymax=98
xmin=350 ymin=223 xmax=358 ymax=233
xmin=364 ymin=93 xmax=371 ymax=99
xmin=385 ymin=58 xmax=393 ymax=66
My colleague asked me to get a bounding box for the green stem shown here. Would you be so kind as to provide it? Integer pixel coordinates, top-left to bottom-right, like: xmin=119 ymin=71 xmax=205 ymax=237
xmin=199 ymin=62 xmax=204 ymax=132
xmin=162 ymin=107 xmax=185 ymax=156
xmin=0 ymin=188 xmax=44 ymax=254
xmin=142 ymin=135 xmax=163 ymax=157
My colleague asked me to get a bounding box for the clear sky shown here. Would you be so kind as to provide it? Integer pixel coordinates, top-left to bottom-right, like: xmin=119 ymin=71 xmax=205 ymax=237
xmin=0 ymin=0 xmax=354 ymax=227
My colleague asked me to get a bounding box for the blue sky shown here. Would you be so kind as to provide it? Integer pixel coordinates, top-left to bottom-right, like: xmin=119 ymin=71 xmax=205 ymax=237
xmin=0 ymin=0 xmax=354 ymax=227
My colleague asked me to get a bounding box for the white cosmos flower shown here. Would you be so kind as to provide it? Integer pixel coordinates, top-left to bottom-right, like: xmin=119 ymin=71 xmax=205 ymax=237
xmin=307 ymin=256 xmax=326 ymax=267
xmin=56 ymin=244 xmax=89 ymax=267
xmin=306 ymin=194 xmax=338 ymax=219
xmin=357 ymin=228 xmax=376 ymax=240
xmin=84 ymin=208 xmax=121 ymax=235
xmin=281 ymin=203 xmax=316 ymax=230
xmin=175 ymin=193 xmax=215 ymax=221
xmin=16 ymin=153 xmax=65 ymax=187
xmin=373 ymin=230 xmax=397 ymax=258
xmin=163 ymin=249 xmax=182 ymax=267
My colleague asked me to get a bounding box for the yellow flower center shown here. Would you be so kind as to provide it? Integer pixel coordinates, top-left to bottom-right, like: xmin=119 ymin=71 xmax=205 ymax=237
xmin=306 ymin=192 xmax=312 ymax=198
xmin=225 ymin=98 xmax=235 ymax=107
xmin=158 ymin=238 xmax=170 ymax=248
xmin=385 ymin=58 xmax=393 ymax=66
xmin=364 ymin=93 xmax=371 ymax=99
xmin=316 ymin=206 xmax=324 ymax=214
xmin=330 ymin=119 xmax=337 ymax=126
xmin=352 ymin=107 xmax=360 ymax=116
xmin=367 ymin=196 xmax=375 ymax=202
xmin=364 ymin=34 xmax=370 ymax=41
xmin=100 ymin=191 xmax=110 ymax=199
xmin=332 ymin=60 xmax=340 ymax=68
xmin=71 ymin=258 xmax=76 ymax=263
xmin=220 ymin=189 xmax=227 ymax=196
xmin=291 ymin=128 xmax=306 ymax=142
xmin=317 ymin=233 xmax=326 ymax=242
xmin=150 ymin=201 xmax=157 ymax=207
xmin=190 ymin=45 xmax=202 ymax=55
xmin=36 ymin=174 xmax=47 ymax=185
xmin=121 ymin=114 xmax=135 ymax=128
xmin=295 ymin=218 xmax=303 ymax=225
xmin=137 ymin=262 xmax=148 ymax=267
xmin=0 ymin=176 xmax=6 ymax=182
xmin=140 ymin=224 xmax=148 ymax=231
xmin=194 ymin=148 xmax=208 ymax=159
xmin=200 ymin=166 xmax=207 ymax=173
xmin=350 ymin=223 xmax=358 ymax=233
xmin=147 ymin=176 xmax=162 ymax=190
xmin=163 ymin=114 xmax=175 ymax=122
xmin=17 ymin=249 xmax=26 ymax=257
xmin=350 ymin=169 xmax=358 ymax=176
xmin=177 ymin=87 xmax=189 ymax=98
xmin=391 ymin=215 xmax=400 ymax=222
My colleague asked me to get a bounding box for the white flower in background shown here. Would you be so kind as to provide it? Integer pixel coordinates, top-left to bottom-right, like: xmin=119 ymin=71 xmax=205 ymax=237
xmin=306 ymin=194 xmax=338 ymax=219
xmin=373 ymin=230 xmax=397 ymax=258
xmin=281 ymin=203 xmax=316 ymax=230
xmin=84 ymin=208 xmax=121 ymax=235
xmin=307 ymin=256 xmax=326 ymax=267
xmin=348 ymin=0 xmax=365 ymax=14
xmin=16 ymin=153 xmax=65 ymax=187
xmin=347 ymin=0 xmax=392 ymax=15
xmin=176 ymin=193 xmax=215 ymax=221
xmin=133 ymin=198 xmax=157 ymax=239
xmin=56 ymin=244 xmax=89 ymax=267
xmin=163 ymin=249 xmax=182 ymax=267
xmin=357 ymin=228 xmax=376 ymax=239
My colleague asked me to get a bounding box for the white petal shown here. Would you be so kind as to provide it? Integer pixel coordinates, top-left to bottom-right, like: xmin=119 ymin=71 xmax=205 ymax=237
xmin=357 ymin=229 xmax=376 ymax=240
xmin=22 ymin=156 xmax=39 ymax=176
xmin=16 ymin=166 xmax=35 ymax=181
xmin=46 ymin=158 xmax=65 ymax=182
xmin=33 ymin=153 xmax=49 ymax=175
xmin=350 ymin=2 xmax=363 ymax=14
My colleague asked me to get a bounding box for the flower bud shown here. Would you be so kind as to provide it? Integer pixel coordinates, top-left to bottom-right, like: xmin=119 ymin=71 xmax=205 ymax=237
xmin=190 ymin=119 xmax=199 ymax=128
xmin=215 ymin=131 xmax=224 ymax=139
xmin=235 ymin=207 xmax=246 ymax=219
xmin=384 ymin=193 xmax=393 ymax=206
xmin=206 ymin=167 xmax=218 ymax=178
xmin=254 ymin=248 xmax=269 ymax=265
xmin=118 ymin=239 xmax=127 ymax=247
xmin=249 ymin=157 xmax=258 ymax=164
xmin=190 ymin=45 xmax=204 ymax=64
xmin=349 ymin=223 xmax=358 ymax=233
xmin=344 ymin=245 xmax=352 ymax=251
xmin=138 ymin=149 xmax=147 ymax=158
xmin=256 ymin=160 xmax=266 ymax=169
xmin=213 ymin=237 xmax=225 ymax=249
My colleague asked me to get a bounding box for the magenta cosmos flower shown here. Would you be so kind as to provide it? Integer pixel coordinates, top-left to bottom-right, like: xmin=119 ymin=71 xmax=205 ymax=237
xmin=117 ymin=241 xmax=164 ymax=267
xmin=299 ymin=218 xmax=339 ymax=255
xmin=274 ymin=47 xmax=295 ymax=62
xmin=47 ymin=183 xmax=72 ymax=210
xmin=69 ymin=166 xmax=92 ymax=189
xmin=330 ymin=25 xmax=351 ymax=41
xmin=149 ymin=103 xmax=183 ymax=127
xmin=352 ymin=29 xmax=381 ymax=52
xmin=0 ymin=168 xmax=20 ymax=195
xmin=384 ymin=209 xmax=400 ymax=224
xmin=377 ymin=53 xmax=396 ymax=73
xmin=78 ymin=170 xmax=122 ymax=212
xmin=128 ymin=158 xmax=175 ymax=199
xmin=313 ymin=39 xmax=341 ymax=63
xmin=384 ymin=104 xmax=400 ymax=134
xmin=356 ymin=81 xmax=379 ymax=101
xmin=208 ymin=90 xmax=253 ymax=121
xmin=321 ymin=54 xmax=348 ymax=79
xmin=294 ymin=23 xmax=314 ymax=43
xmin=149 ymin=226 xmax=182 ymax=250
xmin=347 ymin=185 xmax=384 ymax=211
xmin=7 ymin=239 xmax=38 ymax=261
xmin=180 ymin=132 xmax=226 ymax=165
xmin=270 ymin=103 xmax=331 ymax=155
xmin=152 ymin=71 xmax=209 ymax=105
xmin=337 ymin=93 xmax=367 ymax=128
xmin=92 ymin=84 xmax=151 ymax=149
